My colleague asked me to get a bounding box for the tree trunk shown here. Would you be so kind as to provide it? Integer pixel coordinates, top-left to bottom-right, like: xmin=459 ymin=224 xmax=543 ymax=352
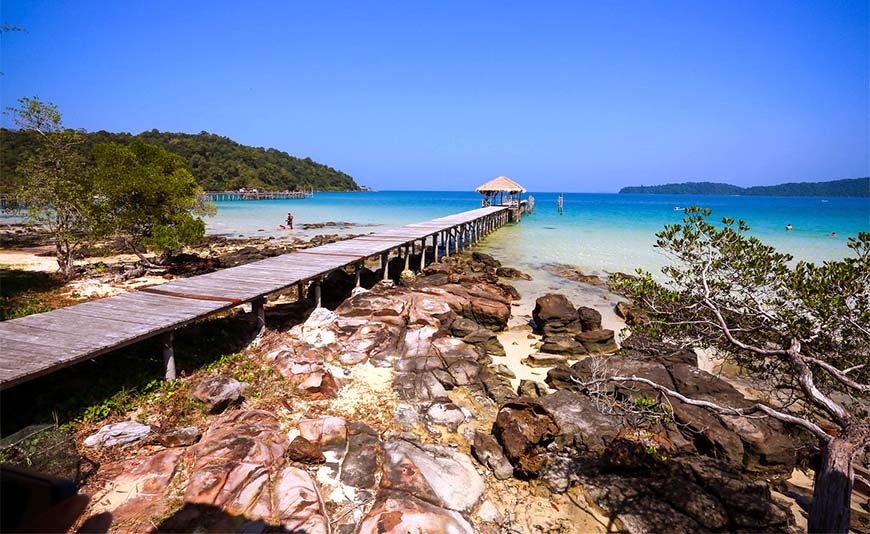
xmin=808 ymin=437 xmax=856 ymax=534
xmin=56 ymin=239 xmax=74 ymax=280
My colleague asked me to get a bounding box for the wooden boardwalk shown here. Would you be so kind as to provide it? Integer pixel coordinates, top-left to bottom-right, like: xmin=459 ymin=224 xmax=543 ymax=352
xmin=0 ymin=207 xmax=512 ymax=390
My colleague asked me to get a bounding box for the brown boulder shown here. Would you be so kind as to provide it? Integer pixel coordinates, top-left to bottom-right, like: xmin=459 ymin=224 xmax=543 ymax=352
xmin=574 ymin=329 xmax=618 ymax=354
xmin=602 ymin=428 xmax=676 ymax=469
xmin=286 ymin=436 xmax=326 ymax=463
xmin=532 ymin=294 xmax=581 ymax=336
xmin=496 ymin=266 xmax=531 ymax=280
xmin=577 ymin=306 xmax=602 ymax=331
xmin=540 ymin=335 xmax=587 ymax=357
xmin=493 ymin=399 xmax=558 ymax=476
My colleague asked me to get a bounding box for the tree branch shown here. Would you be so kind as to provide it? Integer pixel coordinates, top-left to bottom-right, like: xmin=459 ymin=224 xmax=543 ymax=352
xmin=785 ymin=339 xmax=849 ymax=426
xmin=804 ymin=356 xmax=870 ymax=393
xmin=574 ymin=374 xmax=833 ymax=442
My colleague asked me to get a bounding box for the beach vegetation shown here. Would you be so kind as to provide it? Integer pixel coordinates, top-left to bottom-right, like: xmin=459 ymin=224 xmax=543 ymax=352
xmin=611 ymin=206 xmax=869 ymax=534
xmin=91 ymin=140 xmax=215 ymax=265
xmin=4 ymin=97 xmax=100 ymax=278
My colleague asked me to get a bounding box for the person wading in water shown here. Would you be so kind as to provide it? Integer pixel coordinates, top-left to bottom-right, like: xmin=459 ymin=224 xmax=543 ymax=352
xmin=286 ymin=212 xmax=294 ymax=229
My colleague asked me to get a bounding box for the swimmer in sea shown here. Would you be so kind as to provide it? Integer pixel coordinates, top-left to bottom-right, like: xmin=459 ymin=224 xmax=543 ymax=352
xmin=786 ymin=224 xmax=792 ymax=231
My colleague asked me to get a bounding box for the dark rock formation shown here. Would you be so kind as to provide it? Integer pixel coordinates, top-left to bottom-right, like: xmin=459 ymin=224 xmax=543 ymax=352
xmin=190 ymin=376 xmax=247 ymax=413
xmin=532 ymin=293 xmax=581 ymax=336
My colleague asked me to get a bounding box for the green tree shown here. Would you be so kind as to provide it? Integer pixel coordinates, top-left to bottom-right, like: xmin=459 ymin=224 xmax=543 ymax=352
xmin=611 ymin=207 xmax=868 ymax=534
xmin=5 ymin=97 xmax=97 ymax=279
xmin=91 ymin=140 xmax=215 ymax=265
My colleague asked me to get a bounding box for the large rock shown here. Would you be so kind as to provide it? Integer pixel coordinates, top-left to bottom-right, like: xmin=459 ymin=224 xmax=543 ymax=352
xmin=472 ymin=251 xmax=501 ymax=269
xmin=184 ymin=410 xmax=329 ymax=532
xmin=523 ymin=352 xmax=568 ymax=368
xmin=380 ymin=439 xmax=484 ymax=512
xmin=574 ymin=329 xmax=618 ymax=354
xmin=493 ymin=399 xmax=558 ymax=476
xmin=540 ymin=335 xmax=587 ymax=357
xmin=84 ymin=421 xmax=151 ymax=448
xmin=537 ymin=390 xmax=620 ymax=456
xmin=154 ymin=426 xmax=200 ymax=448
xmin=89 ymin=449 xmax=183 ymax=529
xmin=359 ymin=490 xmax=474 ymax=534
xmin=668 ymin=363 xmax=806 ymax=475
xmin=496 ymin=266 xmax=531 ymax=280
xmin=190 ymin=376 xmax=247 ymax=413
xmin=576 ymin=306 xmax=602 ymax=331
xmin=580 ymin=456 xmax=793 ymax=533
xmin=532 ymin=294 xmax=581 ymax=336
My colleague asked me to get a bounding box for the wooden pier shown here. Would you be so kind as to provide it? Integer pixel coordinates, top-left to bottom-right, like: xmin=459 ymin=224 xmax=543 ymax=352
xmin=204 ymin=190 xmax=314 ymax=201
xmin=0 ymin=207 xmax=513 ymax=390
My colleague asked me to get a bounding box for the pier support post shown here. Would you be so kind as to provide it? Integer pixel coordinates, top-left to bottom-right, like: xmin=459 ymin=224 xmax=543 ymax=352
xmin=419 ymin=238 xmax=426 ymax=271
xmin=404 ymin=245 xmax=410 ymax=271
xmin=315 ymin=280 xmax=322 ymax=308
xmin=297 ymin=281 xmax=305 ymax=301
xmin=253 ymin=297 xmax=266 ymax=334
xmin=445 ymin=232 xmax=450 ymax=258
xmin=434 ymin=233 xmax=440 ymax=262
xmin=382 ymin=252 xmax=390 ymax=280
xmin=355 ymin=262 xmax=362 ymax=287
xmin=162 ymin=331 xmax=176 ymax=381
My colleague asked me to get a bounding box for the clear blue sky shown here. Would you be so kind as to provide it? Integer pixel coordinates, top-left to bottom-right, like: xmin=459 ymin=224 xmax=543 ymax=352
xmin=1 ymin=1 xmax=867 ymax=192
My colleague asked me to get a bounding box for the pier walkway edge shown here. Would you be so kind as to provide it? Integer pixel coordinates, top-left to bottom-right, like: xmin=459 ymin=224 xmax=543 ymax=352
xmin=0 ymin=206 xmax=512 ymax=390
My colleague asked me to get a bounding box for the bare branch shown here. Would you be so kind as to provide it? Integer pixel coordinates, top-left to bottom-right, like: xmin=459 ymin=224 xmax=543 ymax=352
xmin=804 ymin=356 xmax=870 ymax=393
xmin=784 ymin=339 xmax=849 ymax=425
xmin=575 ymin=374 xmax=833 ymax=442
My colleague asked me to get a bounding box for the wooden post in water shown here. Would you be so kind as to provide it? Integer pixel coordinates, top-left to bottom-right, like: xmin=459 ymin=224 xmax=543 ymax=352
xmin=162 ymin=331 xmax=176 ymax=381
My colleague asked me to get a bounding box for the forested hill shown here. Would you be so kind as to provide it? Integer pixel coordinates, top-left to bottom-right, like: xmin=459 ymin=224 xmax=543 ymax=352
xmin=0 ymin=128 xmax=360 ymax=192
xmin=619 ymin=177 xmax=869 ymax=197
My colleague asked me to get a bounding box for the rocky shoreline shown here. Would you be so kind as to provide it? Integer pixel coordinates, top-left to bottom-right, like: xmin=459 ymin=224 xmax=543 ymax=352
xmin=48 ymin=248 xmax=854 ymax=533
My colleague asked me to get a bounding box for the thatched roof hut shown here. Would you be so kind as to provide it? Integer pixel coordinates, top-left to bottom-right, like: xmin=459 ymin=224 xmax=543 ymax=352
xmin=476 ymin=176 xmax=527 ymax=207
xmin=475 ymin=176 xmax=527 ymax=194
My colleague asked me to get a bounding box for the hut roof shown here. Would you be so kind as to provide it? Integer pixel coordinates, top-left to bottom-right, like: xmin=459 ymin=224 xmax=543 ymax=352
xmin=475 ymin=176 xmax=527 ymax=194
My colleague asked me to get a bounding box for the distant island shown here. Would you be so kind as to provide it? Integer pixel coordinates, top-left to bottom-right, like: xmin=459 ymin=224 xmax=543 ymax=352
xmin=619 ymin=177 xmax=869 ymax=197
xmin=0 ymin=128 xmax=360 ymax=193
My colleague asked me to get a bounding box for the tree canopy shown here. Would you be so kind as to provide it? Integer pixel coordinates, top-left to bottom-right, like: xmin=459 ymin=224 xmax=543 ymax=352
xmin=4 ymin=97 xmax=216 ymax=275
xmin=92 ymin=140 xmax=214 ymax=264
xmin=5 ymin=97 xmax=97 ymax=278
xmin=1 ymin=128 xmax=360 ymax=194
xmin=611 ymin=207 xmax=869 ymax=533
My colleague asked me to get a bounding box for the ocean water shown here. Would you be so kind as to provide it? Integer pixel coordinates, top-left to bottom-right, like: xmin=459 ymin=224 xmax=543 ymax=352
xmin=206 ymin=191 xmax=870 ymax=277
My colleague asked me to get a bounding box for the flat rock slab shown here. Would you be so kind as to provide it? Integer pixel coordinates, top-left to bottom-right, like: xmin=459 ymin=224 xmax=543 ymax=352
xmin=359 ymin=489 xmax=474 ymax=534
xmin=84 ymin=421 xmax=151 ymax=449
xmin=523 ymin=352 xmax=569 ymax=367
xmin=381 ymin=439 xmax=484 ymax=513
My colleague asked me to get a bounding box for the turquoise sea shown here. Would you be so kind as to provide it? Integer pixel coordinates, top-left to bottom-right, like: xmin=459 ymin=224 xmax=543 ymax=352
xmin=207 ymin=191 xmax=870 ymax=278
